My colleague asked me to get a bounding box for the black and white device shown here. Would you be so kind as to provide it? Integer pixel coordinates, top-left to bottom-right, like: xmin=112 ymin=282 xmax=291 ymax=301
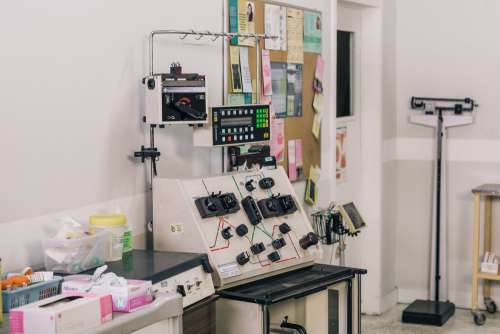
xmin=143 ymin=64 xmax=208 ymax=125
xmin=193 ymin=104 xmax=271 ymax=147
xmin=403 ymin=96 xmax=478 ymax=327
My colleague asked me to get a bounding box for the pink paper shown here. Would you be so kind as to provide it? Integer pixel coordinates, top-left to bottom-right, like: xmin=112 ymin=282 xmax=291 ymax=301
xmin=271 ymin=118 xmax=284 ymax=162
xmin=295 ymin=139 xmax=303 ymax=168
xmin=262 ymin=50 xmax=272 ymax=96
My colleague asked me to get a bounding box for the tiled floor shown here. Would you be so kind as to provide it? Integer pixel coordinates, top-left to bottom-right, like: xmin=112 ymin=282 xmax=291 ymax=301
xmin=363 ymin=304 xmax=500 ymax=333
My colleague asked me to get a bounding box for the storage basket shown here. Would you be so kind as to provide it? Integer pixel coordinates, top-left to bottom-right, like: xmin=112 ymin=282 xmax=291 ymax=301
xmin=2 ymin=277 xmax=62 ymax=312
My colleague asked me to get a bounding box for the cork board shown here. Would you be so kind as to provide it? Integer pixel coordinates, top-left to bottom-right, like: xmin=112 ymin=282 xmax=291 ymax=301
xmin=227 ymin=0 xmax=321 ymax=180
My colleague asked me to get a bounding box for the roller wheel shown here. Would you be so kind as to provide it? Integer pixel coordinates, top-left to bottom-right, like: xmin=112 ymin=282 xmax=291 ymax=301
xmin=473 ymin=312 xmax=486 ymax=326
xmin=485 ymin=299 xmax=497 ymax=314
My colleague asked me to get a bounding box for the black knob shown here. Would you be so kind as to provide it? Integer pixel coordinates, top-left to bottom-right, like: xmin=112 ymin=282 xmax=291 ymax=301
xmin=236 ymin=224 xmax=249 ymax=237
xmin=221 ymin=195 xmax=236 ymax=209
xmin=176 ymin=285 xmax=186 ymax=297
xmin=272 ymin=238 xmax=287 ymax=250
xmin=205 ymin=198 xmax=217 ymax=212
xmin=267 ymin=251 xmax=281 ymax=262
xmin=221 ymin=227 xmax=232 ymax=240
xmin=299 ymin=232 xmax=319 ymax=250
xmin=236 ymin=252 xmax=250 ymax=266
xmin=266 ymin=199 xmax=278 ymax=211
xmin=245 ymin=180 xmax=256 ymax=192
xmin=279 ymin=223 xmax=291 ymax=234
xmin=259 ymin=177 xmax=275 ymax=189
xmin=250 ymin=242 xmax=266 ymax=255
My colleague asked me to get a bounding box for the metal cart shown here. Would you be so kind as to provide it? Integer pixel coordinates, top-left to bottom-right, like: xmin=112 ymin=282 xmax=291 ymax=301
xmin=471 ymin=184 xmax=500 ymax=325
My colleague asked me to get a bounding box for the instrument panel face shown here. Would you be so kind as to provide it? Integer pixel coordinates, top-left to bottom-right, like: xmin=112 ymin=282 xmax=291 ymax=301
xmin=181 ymin=168 xmax=320 ymax=285
xmin=211 ymin=105 xmax=270 ymax=146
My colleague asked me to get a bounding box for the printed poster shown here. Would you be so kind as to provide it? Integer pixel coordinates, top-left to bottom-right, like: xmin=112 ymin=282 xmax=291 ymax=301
xmin=336 ymin=127 xmax=347 ymax=182
xmin=230 ymin=46 xmax=243 ymax=93
xmin=238 ymin=1 xmax=256 ymax=47
xmin=239 ymin=47 xmax=253 ymax=93
xmin=304 ymin=11 xmax=322 ymax=53
xmin=286 ymin=8 xmax=304 ymax=64
xmin=271 ymin=62 xmax=287 ymax=118
xmin=264 ymin=4 xmax=287 ymax=51
xmin=286 ymin=64 xmax=303 ymax=117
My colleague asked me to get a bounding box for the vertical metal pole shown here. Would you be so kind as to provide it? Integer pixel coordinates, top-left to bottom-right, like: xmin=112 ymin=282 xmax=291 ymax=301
xmin=221 ymin=0 xmax=228 ymax=174
xmin=435 ymin=108 xmax=443 ymax=302
xmin=357 ymin=274 xmax=362 ymax=334
xmin=347 ymin=279 xmax=352 ymax=334
xmin=262 ymin=305 xmax=270 ymax=334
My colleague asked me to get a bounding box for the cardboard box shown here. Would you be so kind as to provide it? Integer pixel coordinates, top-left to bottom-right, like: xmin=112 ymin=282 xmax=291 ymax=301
xmin=62 ymin=277 xmax=153 ymax=313
xmin=9 ymin=293 xmax=112 ymax=334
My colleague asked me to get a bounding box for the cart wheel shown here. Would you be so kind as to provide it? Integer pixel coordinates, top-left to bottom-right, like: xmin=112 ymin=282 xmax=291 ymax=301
xmin=485 ymin=299 xmax=497 ymax=314
xmin=473 ymin=312 xmax=486 ymax=326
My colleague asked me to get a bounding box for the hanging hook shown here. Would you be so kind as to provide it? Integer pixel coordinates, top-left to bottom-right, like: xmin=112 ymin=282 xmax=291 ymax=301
xmin=195 ymin=33 xmax=204 ymax=40
xmin=179 ymin=33 xmax=188 ymax=40
xmin=211 ymin=34 xmax=220 ymax=41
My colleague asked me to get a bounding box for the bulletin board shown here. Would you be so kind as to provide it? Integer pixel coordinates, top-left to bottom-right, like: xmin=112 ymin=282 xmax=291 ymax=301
xmin=227 ymin=0 xmax=322 ymax=180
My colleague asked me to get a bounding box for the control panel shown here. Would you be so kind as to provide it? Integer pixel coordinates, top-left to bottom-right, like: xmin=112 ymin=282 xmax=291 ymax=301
xmin=153 ymin=167 xmax=321 ymax=288
xmin=153 ymin=265 xmax=215 ymax=308
xmin=193 ymin=104 xmax=271 ymax=147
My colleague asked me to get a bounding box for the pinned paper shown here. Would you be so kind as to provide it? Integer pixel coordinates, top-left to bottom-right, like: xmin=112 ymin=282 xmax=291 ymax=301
xmin=288 ymin=139 xmax=297 ymax=181
xmin=313 ymin=55 xmax=325 ymax=113
xmin=270 ymin=118 xmax=285 ymax=162
xmin=240 ymin=47 xmax=253 ymax=93
xmin=238 ymin=1 xmax=256 ymax=47
xmin=305 ymin=166 xmax=321 ymax=206
xmin=228 ymin=94 xmax=245 ymax=105
xmin=264 ymin=4 xmax=287 ymax=51
xmin=287 ymin=64 xmax=303 ymax=117
xmin=295 ymin=139 xmax=303 ymax=179
xmin=286 ymin=8 xmax=304 ymax=64
xmin=304 ymin=11 xmax=322 ymax=54
xmin=271 ymin=62 xmax=287 ymax=118
xmin=336 ymin=127 xmax=347 ymax=182
xmin=230 ymin=46 xmax=243 ymax=93
xmin=312 ymin=113 xmax=321 ymax=140
xmin=262 ymin=50 xmax=272 ymax=96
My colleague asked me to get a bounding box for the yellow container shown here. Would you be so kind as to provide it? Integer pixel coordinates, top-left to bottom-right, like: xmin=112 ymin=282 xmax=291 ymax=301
xmin=90 ymin=214 xmax=131 ymax=261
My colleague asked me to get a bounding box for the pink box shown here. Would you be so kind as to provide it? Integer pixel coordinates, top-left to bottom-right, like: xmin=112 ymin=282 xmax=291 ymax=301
xmin=9 ymin=293 xmax=112 ymax=334
xmin=62 ymin=277 xmax=153 ymax=313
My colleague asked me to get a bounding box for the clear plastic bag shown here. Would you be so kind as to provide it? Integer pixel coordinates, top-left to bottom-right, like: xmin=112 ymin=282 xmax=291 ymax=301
xmin=43 ymin=217 xmax=109 ymax=274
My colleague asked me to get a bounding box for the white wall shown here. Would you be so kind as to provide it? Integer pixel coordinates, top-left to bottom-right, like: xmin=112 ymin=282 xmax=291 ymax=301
xmin=385 ymin=0 xmax=500 ymax=308
xmin=0 ymin=0 xmax=336 ymax=275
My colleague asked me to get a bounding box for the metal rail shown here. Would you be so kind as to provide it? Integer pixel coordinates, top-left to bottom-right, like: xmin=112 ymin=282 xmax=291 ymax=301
xmin=149 ymin=29 xmax=278 ymax=75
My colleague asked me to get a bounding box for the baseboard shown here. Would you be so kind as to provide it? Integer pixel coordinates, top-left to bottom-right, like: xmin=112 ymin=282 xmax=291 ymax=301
xmin=380 ymin=288 xmax=399 ymax=314
xmin=362 ymin=288 xmax=399 ymax=315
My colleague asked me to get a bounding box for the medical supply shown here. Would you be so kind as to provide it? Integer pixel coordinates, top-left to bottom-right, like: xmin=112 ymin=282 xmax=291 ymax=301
xmin=43 ymin=220 xmax=108 ymax=274
xmin=9 ymin=293 xmax=112 ymax=334
xmin=90 ymin=214 xmax=130 ymax=261
xmin=62 ymin=266 xmax=153 ymax=313
xmin=2 ymin=277 xmax=62 ymax=313
xmin=481 ymin=252 xmax=499 ymax=274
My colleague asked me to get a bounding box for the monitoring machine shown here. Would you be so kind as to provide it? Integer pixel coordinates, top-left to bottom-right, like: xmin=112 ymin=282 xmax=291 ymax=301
xmin=153 ymin=167 xmax=366 ymax=334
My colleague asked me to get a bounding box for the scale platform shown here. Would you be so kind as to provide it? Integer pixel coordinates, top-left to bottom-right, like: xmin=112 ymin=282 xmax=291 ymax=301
xmin=402 ymin=300 xmax=455 ymax=326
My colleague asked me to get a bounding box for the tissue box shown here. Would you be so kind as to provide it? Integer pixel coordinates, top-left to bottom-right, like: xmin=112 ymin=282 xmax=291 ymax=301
xmin=481 ymin=262 xmax=499 ymax=274
xmin=62 ymin=277 xmax=153 ymax=313
xmin=9 ymin=293 xmax=112 ymax=334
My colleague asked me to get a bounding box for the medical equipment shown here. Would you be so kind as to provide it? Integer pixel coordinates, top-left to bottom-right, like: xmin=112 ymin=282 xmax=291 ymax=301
xmin=143 ymin=63 xmax=208 ymax=125
xmin=403 ymin=96 xmax=478 ymax=326
xmin=193 ymin=104 xmax=271 ymax=147
xmin=153 ymin=167 xmax=366 ymax=333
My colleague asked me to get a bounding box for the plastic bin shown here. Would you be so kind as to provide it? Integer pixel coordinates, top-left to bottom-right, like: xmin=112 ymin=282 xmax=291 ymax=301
xmin=90 ymin=214 xmax=129 ymax=261
xmin=2 ymin=277 xmax=62 ymax=313
xmin=43 ymin=230 xmax=108 ymax=274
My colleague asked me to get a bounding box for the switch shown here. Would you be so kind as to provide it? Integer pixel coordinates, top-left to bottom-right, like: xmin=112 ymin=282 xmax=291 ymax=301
xmin=176 ymin=285 xmax=186 ymax=297
xmin=272 ymin=238 xmax=287 ymax=250
xmin=250 ymin=242 xmax=266 ymax=255
xmin=236 ymin=224 xmax=249 ymax=237
xmin=268 ymin=251 xmax=281 ymax=262
xmin=299 ymin=232 xmax=319 ymax=250
xmin=236 ymin=252 xmax=250 ymax=265
xmin=221 ymin=227 xmax=232 ymax=240
xmin=259 ymin=177 xmax=275 ymax=189
xmin=279 ymin=223 xmax=291 ymax=234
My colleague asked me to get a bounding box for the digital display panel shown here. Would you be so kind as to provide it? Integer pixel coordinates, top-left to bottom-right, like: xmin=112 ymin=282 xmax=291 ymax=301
xmin=220 ymin=117 xmax=253 ymax=127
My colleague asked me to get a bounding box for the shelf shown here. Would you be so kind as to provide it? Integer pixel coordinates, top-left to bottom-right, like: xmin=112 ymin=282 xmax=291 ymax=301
xmin=478 ymin=272 xmax=500 ymax=281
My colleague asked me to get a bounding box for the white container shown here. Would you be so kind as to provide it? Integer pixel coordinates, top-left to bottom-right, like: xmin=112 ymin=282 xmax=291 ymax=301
xmin=90 ymin=214 xmax=128 ymax=262
xmin=43 ymin=231 xmax=108 ymax=274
